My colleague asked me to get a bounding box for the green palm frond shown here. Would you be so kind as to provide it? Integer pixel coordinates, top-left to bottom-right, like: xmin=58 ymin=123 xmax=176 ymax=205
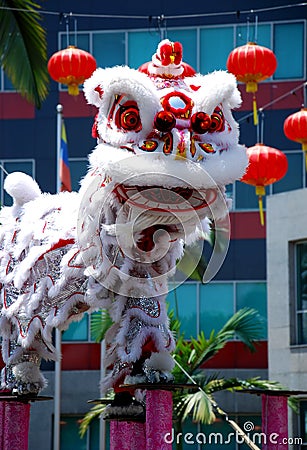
xmin=79 ymin=402 xmax=109 ymax=438
xmin=220 ymin=307 xmax=264 ymax=350
xmin=168 ymin=307 xmax=182 ymax=337
xmin=176 ymin=245 xmax=208 ymax=282
xmin=203 ymin=376 xmax=284 ymax=394
xmin=90 ymin=309 xmax=114 ymax=343
xmin=172 ymin=308 xmax=263 ymax=384
xmin=173 ymin=375 xmax=288 ymax=427
xmin=0 ymin=0 xmax=49 ymax=108
xmin=191 ymin=308 xmax=264 ymax=371
xmin=175 ymin=390 xmax=216 ymax=425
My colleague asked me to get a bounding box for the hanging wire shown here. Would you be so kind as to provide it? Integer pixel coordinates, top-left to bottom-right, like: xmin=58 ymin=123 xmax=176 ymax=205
xmin=256 ymin=113 xmax=260 ymax=143
xmin=238 ymin=81 xmax=307 ymax=123
xmin=0 ymin=165 xmax=9 ymax=176
xmin=254 ymin=15 xmax=258 ymax=43
xmin=65 ymin=14 xmax=70 ymax=47
xmin=157 ymin=15 xmax=166 ymax=41
xmin=260 ymin=110 xmax=265 ymax=144
xmin=246 ymin=16 xmax=250 ymax=43
xmin=74 ymin=18 xmax=78 ymax=47
xmin=0 ymin=3 xmax=306 ymax=20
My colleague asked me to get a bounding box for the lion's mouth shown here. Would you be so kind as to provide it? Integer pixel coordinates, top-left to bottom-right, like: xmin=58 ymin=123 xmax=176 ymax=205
xmin=114 ymin=184 xmax=217 ymax=214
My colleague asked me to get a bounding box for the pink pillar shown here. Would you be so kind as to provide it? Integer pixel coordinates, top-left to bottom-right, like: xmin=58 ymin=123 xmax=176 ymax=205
xmin=262 ymin=395 xmax=288 ymax=450
xmin=110 ymin=420 xmax=146 ymax=450
xmin=0 ymin=401 xmax=30 ymax=450
xmin=146 ymin=390 xmax=173 ymax=450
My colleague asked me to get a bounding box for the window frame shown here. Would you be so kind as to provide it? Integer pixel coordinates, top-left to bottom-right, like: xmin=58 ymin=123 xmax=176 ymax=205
xmin=290 ymin=240 xmax=307 ymax=346
xmin=168 ymin=280 xmax=267 ymax=339
xmin=59 ymin=414 xmax=100 ymax=450
xmin=0 ymin=158 xmax=35 ymax=206
xmin=57 ymin=19 xmax=306 ymax=93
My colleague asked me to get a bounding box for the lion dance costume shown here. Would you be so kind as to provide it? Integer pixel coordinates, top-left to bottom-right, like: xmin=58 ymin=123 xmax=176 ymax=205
xmin=0 ymin=40 xmax=247 ymax=416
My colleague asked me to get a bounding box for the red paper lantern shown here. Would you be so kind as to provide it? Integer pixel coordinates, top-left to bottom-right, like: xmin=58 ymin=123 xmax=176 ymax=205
xmin=241 ymin=143 xmax=288 ymax=225
xmin=284 ymin=108 xmax=307 ymax=169
xmin=226 ymin=43 xmax=277 ymax=124
xmin=48 ymin=46 xmax=97 ymax=96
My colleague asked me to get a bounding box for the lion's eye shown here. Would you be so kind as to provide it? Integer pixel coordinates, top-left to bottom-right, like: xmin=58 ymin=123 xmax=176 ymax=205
xmin=117 ymin=105 xmax=141 ymax=131
xmin=112 ymin=99 xmax=142 ymax=132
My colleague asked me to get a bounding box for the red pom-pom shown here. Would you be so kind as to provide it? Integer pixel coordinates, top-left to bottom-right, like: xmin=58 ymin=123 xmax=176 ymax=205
xmin=154 ymin=111 xmax=176 ymax=132
xmin=190 ymin=112 xmax=211 ymax=134
xmin=159 ymin=41 xmax=183 ymax=66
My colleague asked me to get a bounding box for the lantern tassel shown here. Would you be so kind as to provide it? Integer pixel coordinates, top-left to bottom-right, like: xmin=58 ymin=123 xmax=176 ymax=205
xmin=255 ymin=186 xmax=265 ymax=226
xmin=253 ymin=95 xmax=258 ymax=126
xmin=68 ymin=84 xmax=79 ymax=96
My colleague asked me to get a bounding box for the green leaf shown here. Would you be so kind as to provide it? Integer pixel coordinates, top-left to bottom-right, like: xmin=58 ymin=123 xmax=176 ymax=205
xmin=176 ymin=245 xmax=208 ymax=282
xmin=172 ymin=308 xmax=264 ymax=375
xmin=0 ymin=0 xmax=49 ymax=108
xmin=175 ymin=390 xmax=215 ymax=425
xmin=90 ymin=309 xmax=114 ymax=343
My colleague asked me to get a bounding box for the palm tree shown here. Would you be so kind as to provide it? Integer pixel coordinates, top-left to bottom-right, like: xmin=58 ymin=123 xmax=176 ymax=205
xmin=170 ymin=308 xmax=283 ymax=450
xmin=0 ymin=0 xmax=49 ymax=108
xmin=80 ymin=307 xmax=284 ymax=449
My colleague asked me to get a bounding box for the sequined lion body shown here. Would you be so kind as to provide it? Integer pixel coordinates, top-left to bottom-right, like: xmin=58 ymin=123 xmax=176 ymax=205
xmin=0 ymin=40 xmax=247 ymax=398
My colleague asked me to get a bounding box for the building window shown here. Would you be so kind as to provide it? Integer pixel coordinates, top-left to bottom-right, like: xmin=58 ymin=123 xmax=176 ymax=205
xmin=62 ymin=311 xmax=104 ymax=342
xmin=69 ymin=158 xmax=88 ymax=191
xmin=0 ymin=70 xmax=15 ymax=91
xmin=294 ymin=242 xmax=307 ymax=345
xmin=56 ymin=19 xmax=305 ymax=91
xmin=273 ymin=22 xmax=305 ymax=79
xmin=128 ymin=31 xmax=160 ymax=69
xmin=60 ymin=415 xmax=100 ymax=450
xmin=62 ymin=314 xmax=90 ymax=342
xmin=167 ymin=281 xmax=267 ymax=339
xmin=63 ymin=281 xmax=267 ymax=342
xmin=168 ymin=282 xmax=198 ymax=338
xmin=0 ymin=159 xmax=35 ymax=206
xmin=93 ymin=32 xmax=125 ymax=68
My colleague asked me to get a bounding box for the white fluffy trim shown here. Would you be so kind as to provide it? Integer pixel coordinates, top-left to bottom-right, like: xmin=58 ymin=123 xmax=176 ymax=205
xmin=87 ymin=143 xmax=247 ymax=189
xmin=186 ymin=71 xmax=242 ymax=115
xmin=4 ymin=172 xmax=41 ymax=216
xmin=12 ymin=361 xmax=48 ymax=392
xmin=83 ymin=66 xmax=161 ymax=144
xmin=145 ymin=351 xmax=175 ymax=371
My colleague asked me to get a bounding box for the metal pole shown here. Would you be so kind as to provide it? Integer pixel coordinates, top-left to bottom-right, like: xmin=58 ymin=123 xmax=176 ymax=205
xmin=54 ymin=104 xmax=63 ymax=450
xmin=56 ymin=104 xmax=63 ymax=193
xmin=53 ymin=330 xmax=62 ymax=450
